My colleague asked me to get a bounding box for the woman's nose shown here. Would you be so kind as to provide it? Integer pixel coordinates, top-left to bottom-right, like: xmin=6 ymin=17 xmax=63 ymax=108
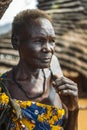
xmin=42 ymin=42 xmax=55 ymax=53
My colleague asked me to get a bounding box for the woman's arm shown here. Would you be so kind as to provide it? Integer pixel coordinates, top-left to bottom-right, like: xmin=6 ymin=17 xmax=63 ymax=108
xmin=64 ymin=108 xmax=79 ymax=130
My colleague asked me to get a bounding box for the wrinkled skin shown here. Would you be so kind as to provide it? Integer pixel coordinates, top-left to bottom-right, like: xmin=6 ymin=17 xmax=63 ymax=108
xmin=18 ymin=18 xmax=55 ymax=69
xmin=52 ymin=76 xmax=78 ymax=111
xmin=6 ymin=18 xmax=78 ymax=130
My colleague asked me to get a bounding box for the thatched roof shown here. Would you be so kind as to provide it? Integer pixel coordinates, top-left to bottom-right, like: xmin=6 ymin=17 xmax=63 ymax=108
xmin=38 ymin=0 xmax=87 ymax=78
xmin=0 ymin=32 xmax=19 ymax=65
xmin=0 ymin=32 xmax=19 ymax=73
xmin=0 ymin=0 xmax=12 ymax=19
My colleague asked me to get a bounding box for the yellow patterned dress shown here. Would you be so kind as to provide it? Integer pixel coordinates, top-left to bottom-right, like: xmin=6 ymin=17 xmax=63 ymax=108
xmin=0 ymin=74 xmax=65 ymax=130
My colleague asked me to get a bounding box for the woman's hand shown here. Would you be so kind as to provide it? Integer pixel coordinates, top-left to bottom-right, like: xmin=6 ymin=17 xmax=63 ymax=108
xmin=52 ymin=76 xmax=78 ymax=111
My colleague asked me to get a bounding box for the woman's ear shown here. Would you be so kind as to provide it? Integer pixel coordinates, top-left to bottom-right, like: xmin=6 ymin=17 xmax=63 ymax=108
xmin=11 ymin=34 xmax=19 ymax=50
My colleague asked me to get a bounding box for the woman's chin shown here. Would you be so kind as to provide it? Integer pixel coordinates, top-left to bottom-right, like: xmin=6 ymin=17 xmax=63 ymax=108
xmin=38 ymin=63 xmax=50 ymax=69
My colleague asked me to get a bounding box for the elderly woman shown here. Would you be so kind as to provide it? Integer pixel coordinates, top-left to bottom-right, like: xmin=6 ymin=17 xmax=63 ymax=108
xmin=0 ymin=9 xmax=79 ymax=130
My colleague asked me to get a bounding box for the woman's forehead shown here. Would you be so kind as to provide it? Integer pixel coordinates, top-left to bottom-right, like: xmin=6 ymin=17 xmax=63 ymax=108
xmin=28 ymin=18 xmax=55 ymax=37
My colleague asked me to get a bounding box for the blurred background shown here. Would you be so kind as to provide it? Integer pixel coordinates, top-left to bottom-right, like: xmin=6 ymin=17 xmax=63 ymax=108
xmin=0 ymin=0 xmax=87 ymax=129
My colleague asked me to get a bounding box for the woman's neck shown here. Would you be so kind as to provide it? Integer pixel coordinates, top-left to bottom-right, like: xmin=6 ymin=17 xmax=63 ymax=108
xmin=14 ymin=60 xmax=41 ymax=81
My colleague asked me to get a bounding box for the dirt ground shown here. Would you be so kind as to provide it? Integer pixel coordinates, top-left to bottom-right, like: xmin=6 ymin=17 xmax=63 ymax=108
xmin=78 ymin=98 xmax=87 ymax=130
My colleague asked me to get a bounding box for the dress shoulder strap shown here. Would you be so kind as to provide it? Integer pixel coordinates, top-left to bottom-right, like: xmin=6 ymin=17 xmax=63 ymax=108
xmin=0 ymin=73 xmax=11 ymax=98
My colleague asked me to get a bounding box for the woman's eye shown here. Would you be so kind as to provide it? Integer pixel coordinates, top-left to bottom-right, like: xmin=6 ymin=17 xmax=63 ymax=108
xmin=39 ymin=38 xmax=46 ymax=43
xmin=32 ymin=38 xmax=55 ymax=44
xmin=49 ymin=39 xmax=55 ymax=43
xmin=33 ymin=38 xmax=45 ymax=43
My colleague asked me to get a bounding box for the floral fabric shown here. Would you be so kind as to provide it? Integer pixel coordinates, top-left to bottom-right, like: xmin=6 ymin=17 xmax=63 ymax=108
xmin=0 ymin=74 xmax=65 ymax=130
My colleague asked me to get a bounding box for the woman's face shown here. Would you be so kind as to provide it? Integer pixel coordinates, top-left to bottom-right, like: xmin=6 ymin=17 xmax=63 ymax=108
xmin=18 ymin=18 xmax=56 ymax=69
